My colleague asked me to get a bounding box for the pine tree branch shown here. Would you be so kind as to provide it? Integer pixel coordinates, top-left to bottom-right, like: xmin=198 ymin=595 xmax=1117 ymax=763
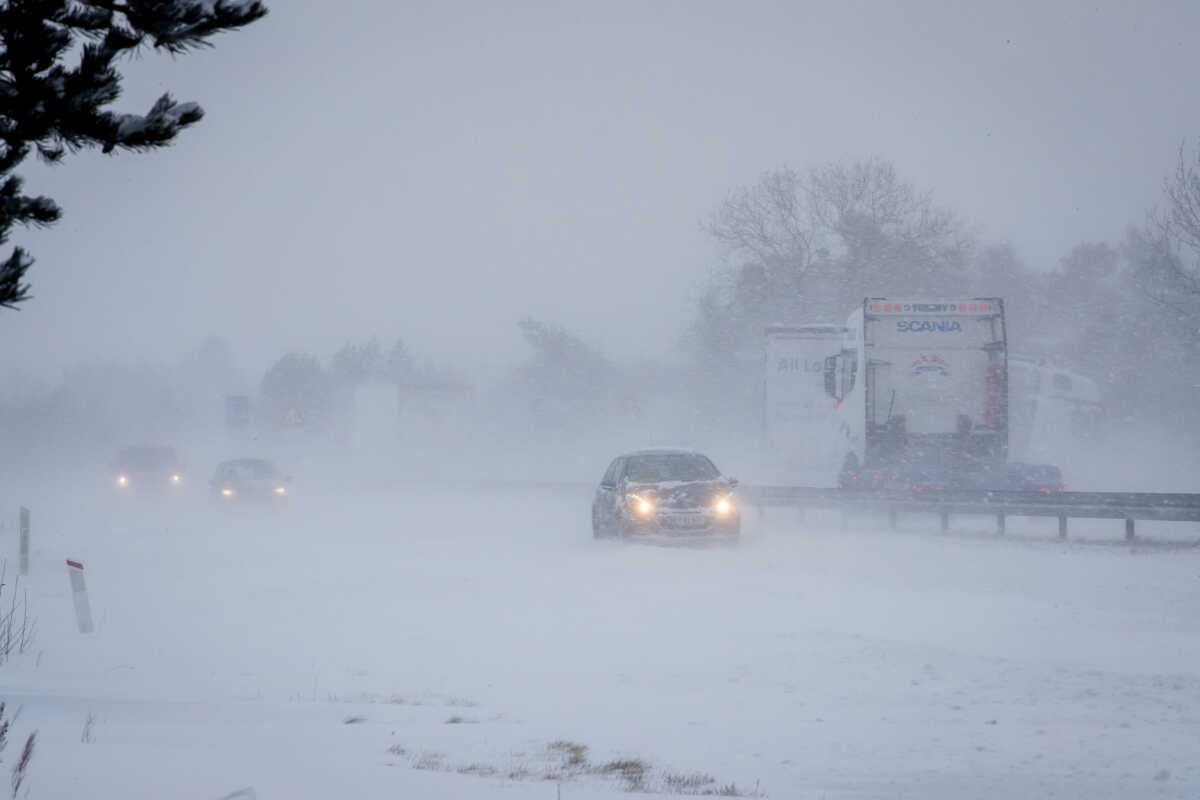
xmin=84 ymin=0 xmax=268 ymax=54
xmin=0 ymin=247 xmax=33 ymax=309
xmin=0 ymin=176 xmax=61 ymax=234
xmin=0 ymin=0 xmax=268 ymax=308
xmin=52 ymin=4 xmax=115 ymax=34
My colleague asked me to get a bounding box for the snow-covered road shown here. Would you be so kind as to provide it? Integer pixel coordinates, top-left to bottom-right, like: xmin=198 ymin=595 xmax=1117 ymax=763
xmin=4 ymin=483 xmax=1199 ymax=798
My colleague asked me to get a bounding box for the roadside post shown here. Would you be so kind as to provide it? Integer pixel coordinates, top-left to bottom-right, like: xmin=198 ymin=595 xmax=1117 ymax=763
xmin=66 ymin=559 xmax=94 ymax=634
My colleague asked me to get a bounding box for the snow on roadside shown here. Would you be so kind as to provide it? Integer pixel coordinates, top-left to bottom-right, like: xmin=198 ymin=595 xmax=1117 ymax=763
xmin=2 ymin=484 xmax=1198 ymax=798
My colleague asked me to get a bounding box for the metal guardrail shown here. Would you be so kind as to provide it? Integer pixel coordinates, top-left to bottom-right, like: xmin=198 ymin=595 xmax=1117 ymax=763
xmin=744 ymin=486 xmax=1200 ymax=540
xmin=378 ymin=479 xmax=1200 ymax=542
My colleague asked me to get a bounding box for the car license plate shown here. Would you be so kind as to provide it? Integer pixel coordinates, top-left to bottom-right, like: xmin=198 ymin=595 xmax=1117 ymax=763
xmin=664 ymin=513 xmax=706 ymax=529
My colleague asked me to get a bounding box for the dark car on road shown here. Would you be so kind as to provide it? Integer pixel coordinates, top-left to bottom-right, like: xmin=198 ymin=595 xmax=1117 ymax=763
xmin=592 ymin=449 xmax=740 ymax=540
xmin=210 ymin=458 xmax=291 ymax=505
xmin=112 ymin=445 xmax=184 ymax=493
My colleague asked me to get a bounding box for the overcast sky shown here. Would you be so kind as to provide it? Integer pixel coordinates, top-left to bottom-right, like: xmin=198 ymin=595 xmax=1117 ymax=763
xmin=3 ymin=0 xmax=1198 ymax=380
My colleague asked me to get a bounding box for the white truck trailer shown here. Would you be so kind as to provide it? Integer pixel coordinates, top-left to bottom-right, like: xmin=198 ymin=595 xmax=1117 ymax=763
xmin=763 ymin=324 xmax=846 ymax=484
xmin=822 ymin=298 xmax=1062 ymax=490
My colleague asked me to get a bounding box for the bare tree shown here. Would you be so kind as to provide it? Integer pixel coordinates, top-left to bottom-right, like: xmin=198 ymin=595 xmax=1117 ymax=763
xmin=805 ymin=159 xmax=967 ymax=293
xmin=1141 ymin=141 xmax=1200 ymax=307
xmin=697 ymin=157 xmax=972 ymax=359
xmin=1121 ymin=141 xmax=1200 ymax=425
xmin=704 ymin=166 xmax=817 ymax=284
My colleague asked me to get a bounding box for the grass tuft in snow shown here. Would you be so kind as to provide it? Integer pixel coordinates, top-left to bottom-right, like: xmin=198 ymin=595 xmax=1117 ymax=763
xmin=11 ymin=729 xmax=35 ymax=798
xmin=0 ymin=562 xmax=36 ymax=666
xmin=507 ymin=765 xmax=533 ymax=781
xmin=1 ymin=701 xmax=38 ymax=799
xmin=456 ymin=763 xmax=498 ymax=777
xmin=342 ymin=715 xmax=366 ymax=725
xmin=411 ymin=751 xmax=445 ymax=771
xmin=599 ymin=759 xmax=648 ymax=792
xmin=547 ymin=739 xmax=589 ymax=768
xmin=663 ymin=771 xmax=718 ymax=791
xmin=391 ymin=731 xmax=763 ymax=796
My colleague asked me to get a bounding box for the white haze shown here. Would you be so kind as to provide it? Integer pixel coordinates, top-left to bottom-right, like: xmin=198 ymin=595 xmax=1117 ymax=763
xmin=2 ymin=0 xmax=1199 ymax=374
xmin=2 ymin=2 xmax=1200 ymax=799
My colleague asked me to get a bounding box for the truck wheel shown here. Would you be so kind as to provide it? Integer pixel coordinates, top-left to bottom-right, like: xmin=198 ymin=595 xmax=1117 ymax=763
xmin=838 ymin=453 xmax=860 ymax=489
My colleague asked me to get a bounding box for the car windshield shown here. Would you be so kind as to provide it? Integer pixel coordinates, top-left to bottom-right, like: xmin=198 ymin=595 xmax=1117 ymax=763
xmin=624 ymin=453 xmax=719 ymax=483
xmin=117 ymin=446 xmax=179 ymax=470
xmin=231 ymin=460 xmax=280 ymax=479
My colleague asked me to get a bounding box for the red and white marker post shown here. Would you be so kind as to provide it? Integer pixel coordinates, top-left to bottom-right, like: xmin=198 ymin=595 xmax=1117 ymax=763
xmin=66 ymin=559 xmax=94 ymax=634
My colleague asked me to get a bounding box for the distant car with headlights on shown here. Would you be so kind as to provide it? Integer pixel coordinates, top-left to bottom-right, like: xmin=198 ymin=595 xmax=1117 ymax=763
xmin=592 ymin=449 xmax=740 ymax=541
xmin=210 ymin=458 xmax=291 ymax=505
xmin=112 ymin=445 xmax=184 ymax=493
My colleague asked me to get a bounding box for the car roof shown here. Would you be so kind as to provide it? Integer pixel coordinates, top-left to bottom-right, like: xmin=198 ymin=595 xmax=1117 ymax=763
xmin=619 ymin=448 xmax=708 ymax=458
xmin=216 ymin=457 xmax=278 ymax=468
xmin=118 ymin=444 xmax=177 ymax=456
xmin=116 ymin=445 xmax=180 ymax=463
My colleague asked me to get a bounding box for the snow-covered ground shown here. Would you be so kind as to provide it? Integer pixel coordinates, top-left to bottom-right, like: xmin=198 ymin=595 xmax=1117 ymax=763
xmin=3 ymin=479 xmax=1199 ymax=799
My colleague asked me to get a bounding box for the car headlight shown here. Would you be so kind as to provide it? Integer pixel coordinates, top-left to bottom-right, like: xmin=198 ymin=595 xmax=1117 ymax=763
xmin=273 ymin=486 xmax=287 ymax=496
xmin=713 ymin=495 xmax=735 ymax=515
xmin=221 ymin=487 xmax=235 ymax=497
xmin=170 ymin=474 xmax=182 ymax=484
xmin=626 ymin=493 xmax=654 ymax=516
xmin=116 ymin=474 xmax=129 ymax=487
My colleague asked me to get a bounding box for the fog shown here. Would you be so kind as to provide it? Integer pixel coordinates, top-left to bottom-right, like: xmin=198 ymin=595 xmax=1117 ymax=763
xmin=3 ymin=2 xmax=1200 ymax=798
xmin=3 ymin=1 xmax=1199 ymax=373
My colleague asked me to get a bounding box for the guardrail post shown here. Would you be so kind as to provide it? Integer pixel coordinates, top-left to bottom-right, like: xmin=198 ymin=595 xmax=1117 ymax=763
xmin=1125 ymin=518 xmax=1135 ymax=541
xmin=996 ymin=513 xmax=1005 ymax=535
xmin=939 ymin=511 xmax=949 ymax=533
xmin=888 ymin=509 xmax=897 ymax=530
xmin=1058 ymin=515 xmax=1068 ymax=539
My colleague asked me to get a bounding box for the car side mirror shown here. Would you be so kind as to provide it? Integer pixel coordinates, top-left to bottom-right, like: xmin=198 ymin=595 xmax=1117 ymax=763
xmin=823 ymin=355 xmax=839 ymax=399
xmin=727 ymin=477 xmax=739 ymax=488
